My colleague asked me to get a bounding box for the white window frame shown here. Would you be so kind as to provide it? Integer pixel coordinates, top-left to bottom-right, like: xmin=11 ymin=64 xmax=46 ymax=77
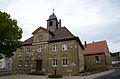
xmin=62 ymin=59 xmax=68 ymax=67
xmin=52 ymin=59 xmax=57 ymax=67
xmin=26 ymin=48 xmax=30 ymax=53
xmin=38 ymin=46 xmax=42 ymax=52
xmin=95 ymin=56 xmax=100 ymax=64
xmin=24 ymin=60 xmax=29 ymax=66
xmin=18 ymin=60 xmax=22 ymax=66
xmin=52 ymin=44 xmax=57 ymax=51
xmin=62 ymin=44 xmax=67 ymax=51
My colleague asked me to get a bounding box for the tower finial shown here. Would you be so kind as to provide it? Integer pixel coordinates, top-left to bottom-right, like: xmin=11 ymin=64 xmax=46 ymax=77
xmin=53 ymin=7 xmax=55 ymax=14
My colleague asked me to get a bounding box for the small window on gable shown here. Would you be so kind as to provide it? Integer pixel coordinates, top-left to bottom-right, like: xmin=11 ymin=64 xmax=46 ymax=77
xmin=49 ymin=21 xmax=53 ymax=26
xmin=95 ymin=56 xmax=100 ymax=64
xmin=38 ymin=35 xmax=42 ymax=40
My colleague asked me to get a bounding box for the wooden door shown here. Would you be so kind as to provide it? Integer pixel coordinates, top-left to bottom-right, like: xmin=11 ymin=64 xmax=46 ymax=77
xmin=36 ymin=60 xmax=42 ymax=71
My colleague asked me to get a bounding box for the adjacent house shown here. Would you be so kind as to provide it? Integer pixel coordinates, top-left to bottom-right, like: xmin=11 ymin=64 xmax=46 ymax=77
xmin=0 ymin=54 xmax=12 ymax=70
xmin=12 ymin=12 xmax=84 ymax=75
xmin=83 ymin=41 xmax=112 ymax=70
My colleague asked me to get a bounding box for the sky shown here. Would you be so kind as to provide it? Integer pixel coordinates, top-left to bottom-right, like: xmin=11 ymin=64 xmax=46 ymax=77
xmin=0 ymin=0 xmax=120 ymax=52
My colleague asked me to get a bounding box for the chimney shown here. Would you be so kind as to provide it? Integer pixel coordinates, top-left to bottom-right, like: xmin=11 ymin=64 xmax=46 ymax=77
xmin=58 ymin=19 xmax=61 ymax=28
xmin=85 ymin=41 xmax=87 ymax=48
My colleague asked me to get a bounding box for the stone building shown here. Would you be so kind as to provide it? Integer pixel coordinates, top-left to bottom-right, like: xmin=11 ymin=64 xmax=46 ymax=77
xmin=83 ymin=40 xmax=112 ymax=70
xmin=12 ymin=12 xmax=84 ymax=75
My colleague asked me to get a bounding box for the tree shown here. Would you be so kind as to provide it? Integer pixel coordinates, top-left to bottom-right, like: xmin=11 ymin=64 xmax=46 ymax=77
xmin=0 ymin=10 xmax=23 ymax=58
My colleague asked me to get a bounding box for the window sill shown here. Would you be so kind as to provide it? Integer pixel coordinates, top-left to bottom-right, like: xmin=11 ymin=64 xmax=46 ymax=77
xmin=62 ymin=65 xmax=68 ymax=67
xmin=18 ymin=65 xmax=22 ymax=66
xmin=25 ymin=65 xmax=28 ymax=66
xmin=52 ymin=65 xmax=57 ymax=67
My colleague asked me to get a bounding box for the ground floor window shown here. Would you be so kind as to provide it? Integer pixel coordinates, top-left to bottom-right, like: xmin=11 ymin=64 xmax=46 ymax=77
xmin=62 ymin=59 xmax=68 ymax=67
xmin=24 ymin=60 xmax=29 ymax=66
xmin=95 ymin=56 xmax=100 ymax=64
xmin=18 ymin=60 xmax=22 ymax=66
xmin=52 ymin=59 xmax=57 ymax=67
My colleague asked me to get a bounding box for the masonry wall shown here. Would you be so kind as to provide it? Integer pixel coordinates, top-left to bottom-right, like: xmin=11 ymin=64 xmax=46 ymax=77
xmin=84 ymin=54 xmax=108 ymax=70
xmin=12 ymin=40 xmax=84 ymax=75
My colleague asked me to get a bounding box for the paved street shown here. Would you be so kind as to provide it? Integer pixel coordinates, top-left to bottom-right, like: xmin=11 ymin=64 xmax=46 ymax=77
xmin=93 ymin=68 xmax=120 ymax=79
xmin=0 ymin=68 xmax=119 ymax=79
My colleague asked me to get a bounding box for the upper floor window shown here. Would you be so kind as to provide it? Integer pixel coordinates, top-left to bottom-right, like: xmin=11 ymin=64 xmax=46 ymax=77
xmin=62 ymin=59 xmax=68 ymax=67
xmin=21 ymin=48 xmax=24 ymax=53
xmin=38 ymin=35 xmax=42 ymax=40
xmin=52 ymin=44 xmax=57 ymax=51
xmin=38 ymin=46 xmax=42 ymax=52
xmin=52 ymin=59 xmax=57 ymax=67
xmin=95 ymin=56 xmax=100 ymax=64
xmin=62 ymin=44 xmax=67 ymax=51
xmin=26 ymin=48 xmax=30 ymax=53
xmin=49 ymin=21 xmax=53 ymax=26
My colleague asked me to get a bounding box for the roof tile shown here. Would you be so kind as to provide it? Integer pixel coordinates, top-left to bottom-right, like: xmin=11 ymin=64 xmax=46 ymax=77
xmin=83 ymin=40 xmax=106 ymax=55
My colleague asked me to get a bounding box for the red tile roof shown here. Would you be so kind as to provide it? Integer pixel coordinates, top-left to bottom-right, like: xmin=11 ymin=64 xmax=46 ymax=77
xmin=52 ymin=27 xmax=75 ymax=40
xmin=22 ymin=26 xmax=84 ymax=50
xmin=83 ymin=40 xmax=106 ymax=55
xmin=22 ymin=36 xmax=33 ymax=45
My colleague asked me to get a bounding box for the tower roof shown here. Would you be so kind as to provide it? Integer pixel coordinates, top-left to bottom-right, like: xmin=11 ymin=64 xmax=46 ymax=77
xmin=49 ymin=13 xmax=57 ymax=20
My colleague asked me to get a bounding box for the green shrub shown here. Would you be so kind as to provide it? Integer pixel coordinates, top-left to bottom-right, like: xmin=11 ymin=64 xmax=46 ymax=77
xmin=48 ymin=74 xmax=63 ymax=78
xmin=80 ymin=66 xmax=96 ymax=73
xmin=27 ymin=71 xmax=45 ymax=76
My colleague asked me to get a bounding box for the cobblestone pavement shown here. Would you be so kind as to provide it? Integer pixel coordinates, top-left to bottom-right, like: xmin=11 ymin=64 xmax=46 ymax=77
xmin=0 ymin=69 xmax=114 ymax=79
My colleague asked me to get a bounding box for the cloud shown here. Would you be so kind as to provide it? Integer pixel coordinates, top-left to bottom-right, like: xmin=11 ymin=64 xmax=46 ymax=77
xmin=0 ymin=0 xmax=120 ymax=52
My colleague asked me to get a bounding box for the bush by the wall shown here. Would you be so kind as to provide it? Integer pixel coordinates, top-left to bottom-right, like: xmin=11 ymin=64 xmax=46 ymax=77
xmin=48 ymin=74 xmax=63 ymax=78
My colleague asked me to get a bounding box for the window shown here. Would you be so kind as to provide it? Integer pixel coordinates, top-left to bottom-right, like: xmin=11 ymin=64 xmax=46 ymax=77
xmin=18 ymin=60 xmax=22 ymax=66
xmin=21 ymin=48 xmax=24 ymax=53
xmin=26 ymin=48 xmax=30 ymax=53
xmin=38 ymin=35 xmax=42 ymax=40
xmin=52 ymin=44 xmax=57 ymax=51
xmin=38 ymin=46 xmax=42 ymax=52
xmin=62 ymin=44 xmax=67 ymax=51
xmin=24 ymin=60 xmax=29 ymax=66
xmin=95 ymin=56 xmax=100 ymax=64
xmin=49 ymin=21 xmax=53 ymax=26
xmin=52 ymin=59 xmax=57 ymax=67
xmin=62 ymin=59 xmax=68 ymax=67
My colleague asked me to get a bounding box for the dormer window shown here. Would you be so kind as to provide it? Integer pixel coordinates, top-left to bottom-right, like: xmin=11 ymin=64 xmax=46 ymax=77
xmin=49 ymin=21 xmax=53 ymax=26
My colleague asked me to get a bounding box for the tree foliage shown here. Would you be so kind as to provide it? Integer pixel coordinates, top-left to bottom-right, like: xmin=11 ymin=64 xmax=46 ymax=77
xmin=0 ymin=10 xmax=23 ymax=58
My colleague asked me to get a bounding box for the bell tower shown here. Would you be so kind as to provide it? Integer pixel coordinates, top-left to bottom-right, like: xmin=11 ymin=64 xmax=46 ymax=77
xmin=47 ymin=9 xmax=58 ymax=32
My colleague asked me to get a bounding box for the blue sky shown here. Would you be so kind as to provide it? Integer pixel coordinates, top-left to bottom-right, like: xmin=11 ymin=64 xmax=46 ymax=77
xmin=0 ymin=0 xmax=120 ymax=52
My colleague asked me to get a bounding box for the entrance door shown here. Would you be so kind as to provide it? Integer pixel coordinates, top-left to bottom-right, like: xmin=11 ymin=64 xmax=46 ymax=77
xmin=36 ymin=60 xmax=42 ymax=71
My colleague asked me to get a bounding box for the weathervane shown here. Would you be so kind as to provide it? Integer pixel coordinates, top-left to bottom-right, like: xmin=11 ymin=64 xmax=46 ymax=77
xmin=53 ymin=6 xmax=55 ymax=14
